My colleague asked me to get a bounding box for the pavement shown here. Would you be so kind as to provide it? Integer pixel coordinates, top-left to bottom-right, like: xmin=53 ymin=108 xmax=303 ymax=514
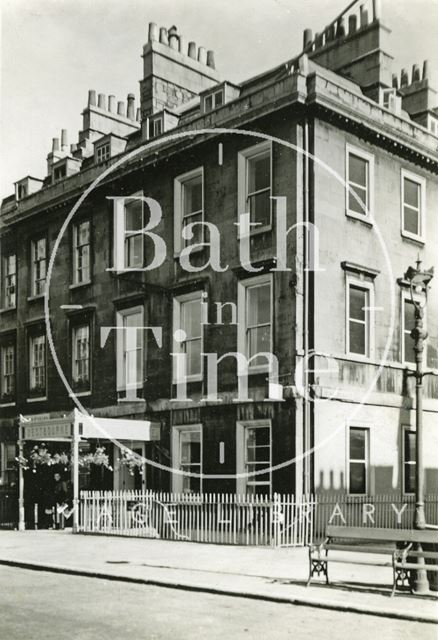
xmin=0 ymin=529 xmax=436 ymax=624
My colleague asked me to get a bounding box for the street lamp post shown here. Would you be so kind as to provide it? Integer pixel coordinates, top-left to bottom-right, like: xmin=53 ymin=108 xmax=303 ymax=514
xmin=404 ymin=259 xmax=434 ymax=595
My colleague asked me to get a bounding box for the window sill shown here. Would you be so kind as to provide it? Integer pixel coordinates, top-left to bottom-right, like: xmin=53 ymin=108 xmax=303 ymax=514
xmin=26 ymin=396 xmax=47 ymax=403
xmin=346 ymin=211 xmax=374 ymax=226
xmin=27 ymin=294 xmax=44 ymax=302
xmin=0 ymin=306 xmax=16 ymax=314
xmin=401 ymin=231 xmax=425 ymax=245
xmin=172 ymin=375 xmax=203 ymax=384
xmin=345 ymin=352 xmax=373 ymax=363
xmin=69 ymin=281 xmax=92 ymax=290
xmin=174 ymin=245 xmax=205 ymax=259
xmin=0 ymin=401 xmax=16 ymax=408
xmin=69 ymin=390 xmax=91 ymax=398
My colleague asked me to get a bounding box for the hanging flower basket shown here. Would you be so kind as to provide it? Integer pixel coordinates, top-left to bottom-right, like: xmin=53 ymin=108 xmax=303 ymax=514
xmin=15 ymin=444 xmax=70 ymax=472
xmin=79 ymin=446 xmax=113 ymax=471
xmin=117 ymin=447 xmax=144 ymax=476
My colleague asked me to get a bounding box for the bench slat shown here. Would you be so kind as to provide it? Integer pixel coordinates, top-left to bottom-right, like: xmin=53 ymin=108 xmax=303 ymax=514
xmin=324 ymin=544 xmax=394 ymax=554
xmin=395 ymin=563 xmax=438 ymax=571
xmin=326 ymin=525 xmax=438 ymax=544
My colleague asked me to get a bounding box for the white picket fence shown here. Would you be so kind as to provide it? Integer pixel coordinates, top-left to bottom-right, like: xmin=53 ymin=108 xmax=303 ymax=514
xmin=78 ymin=490 xmax=315 ymax=547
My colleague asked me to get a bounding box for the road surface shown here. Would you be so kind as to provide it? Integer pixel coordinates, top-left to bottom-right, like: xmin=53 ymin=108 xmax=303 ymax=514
xmin=0 ymin=566 xmax=435 ymax=639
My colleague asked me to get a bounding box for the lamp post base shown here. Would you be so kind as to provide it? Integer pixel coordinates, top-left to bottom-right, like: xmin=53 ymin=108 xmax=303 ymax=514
xmin=412 ymin=544 xmax=430 ymax=595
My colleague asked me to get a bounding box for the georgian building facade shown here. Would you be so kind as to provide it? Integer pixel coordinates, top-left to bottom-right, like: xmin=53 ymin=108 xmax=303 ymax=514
xmin=1 ymin=0 xmax=438 ymax=510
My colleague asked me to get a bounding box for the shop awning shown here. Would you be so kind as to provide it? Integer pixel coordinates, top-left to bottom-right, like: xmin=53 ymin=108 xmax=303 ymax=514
xmin=19 ymin=410 xmax=160 ymax=442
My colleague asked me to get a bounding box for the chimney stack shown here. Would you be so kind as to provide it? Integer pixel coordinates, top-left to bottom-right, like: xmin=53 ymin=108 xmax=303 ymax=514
xmin=98 ymin=93 xmax=106 ymax=109
xmin=88 ymin=89 xmax=96 ymax=106
xmin=108 ymin=95 xmax=116 ymax=112
xmin=61 ymin=129 xmax=68 ymax=152
xmin=127 ymin=93 xmax=135 ymax=120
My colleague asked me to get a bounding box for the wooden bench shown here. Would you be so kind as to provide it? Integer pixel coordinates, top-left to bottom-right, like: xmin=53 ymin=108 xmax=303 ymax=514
xmin=307 ymin=525 xmax=438 ymax=595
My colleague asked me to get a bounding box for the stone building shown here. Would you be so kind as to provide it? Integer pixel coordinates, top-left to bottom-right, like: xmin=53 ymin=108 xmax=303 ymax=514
xmin=1 ymin=0 xmax=438 ymax=522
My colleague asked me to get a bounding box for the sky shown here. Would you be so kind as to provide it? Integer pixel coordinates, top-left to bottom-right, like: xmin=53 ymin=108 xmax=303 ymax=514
xmin=1 ymin=0 xmax=438 ymax=199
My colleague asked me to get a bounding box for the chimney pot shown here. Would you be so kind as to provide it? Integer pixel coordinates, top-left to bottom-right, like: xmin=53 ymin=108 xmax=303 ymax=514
xmin=98 ymin=93 xmax=106 ymax=109
xmin=303 ymin=28 xmax=313 ymax=50
xmin=136 ymin=107 xmax=141 ymax=122
xmin=148 ymin=22 xmax=158 ymax=42
xmin=336 ymin=17 xmax=345 ymax=38
xmin=360 ymin=5 xmax=369 ymax=28
xmin=159 ymin=27 xmax=168 ymax=45
xmin=168 ymin=25 xmax=179 ymax=50
xmin=127 ymin=93 xmax=135 ymax=120
xmin=61 ymin=129 xmax=68 ymax=150
xmin=179 ymin=35 xmax=187 ymax=54
xmin=108 ymin=95 xmax=116 ymax=112
xmin=392 ymin=73 xmax=399 ymax=89
xmin=400 ymin=68 xmax=409 ymax=87
xmin=412 ymin=64 xmax=421 ymax=83
xmin=88 ymin=89 xmax=96 ymax=106
xmin=188 ymin=41 xmax=197 ymax=59
xmin=423 ymin=60 xmax=429 ymax=80
xmin=348 ymin=14 xmax=357 ymax=34
xmin=315 ymin=32 xmax=324 ymax=48
xmin=70 ymin=143 xmax=78 ymax=154
xmin=207 ymin=50 xmax=216 ymax=69
xmin=372 ymin=0 xmax=381 ymax=21
xmin=52 ymin=138 xmax=60 ymax=152
xmin=117 ymin=101 xmax=125 ymax=116
xmin=197 ymin=46 xmax=207 ymax=64
xmin=325 ymin=24 xmax=335 ymax=42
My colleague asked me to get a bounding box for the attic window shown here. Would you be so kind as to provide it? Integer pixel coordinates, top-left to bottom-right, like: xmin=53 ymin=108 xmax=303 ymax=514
xmin=96 ymin=142 xmax=110 ymax=162
xmin=54 ymin=165 xmax=66 ymax=182
xmin=381 ymin=89 xmax=401 ymax=114
xmin=17 ymin=184 xmax=27 ymax=200
xmin=204 ymin=90 xmax=224 ymax=113
xmin=151 ymin=117 xmax=163 ymax=137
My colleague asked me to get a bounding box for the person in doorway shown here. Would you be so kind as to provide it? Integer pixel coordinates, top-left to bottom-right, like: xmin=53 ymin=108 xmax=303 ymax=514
xmin=53 ymin=472 xmax=68 ymax=530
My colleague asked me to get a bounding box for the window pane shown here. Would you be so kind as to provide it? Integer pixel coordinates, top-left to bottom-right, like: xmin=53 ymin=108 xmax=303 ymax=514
xmin=404 ymin=334 xmax=415 ymax=364
xmin=404 ymin=178 xmax=419 ymax=209
xmin=404 ymin=431 xmax=416 ymax=462
xmin=404 ymin=464 xmax=416 ymax=494
xmin=349 ymin=321 xmax=366 ymax=355
xmin=183 ymin=176 xmax=202 ymax=215
xmin=249 ymin=190 xmax=270 ymax=227
xmin=248 ymin=153 xmax=270 ymax=193
xmin=215 ymin=91 xmax=223 ymax=107
xmin=186 ymin=339 xmax=201 ymax=376
xmin=404 ymin=299 xmax=415 ymax=331
xmin=125 ymin=235 xmax=143 ymax=267
xmin=350 ymin=428 xmax=366 ymax=460
xmin=349 ymin=286 xmax=366 ymax=321
xmin=248 ymin=326 xmax=270 ymax=359
xmin=125 ymin=200 xmax=143 ymax=230
xmin=349 ymin=462 xmax=366 ymax=493
xmin=403 ymin=206 xmax=419 ymax=235
xmin=349 ymin=154 xmax=367 ymax=187
xmin=348 ymin=184 xmax=367 ymax=214
xmin=183 ymin=299 xmax=201 ymax=338
xmin=248 ymin=284 xmax=270 ymax=326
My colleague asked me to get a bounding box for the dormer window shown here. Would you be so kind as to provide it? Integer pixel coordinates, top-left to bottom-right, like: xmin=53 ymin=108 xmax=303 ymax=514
xmin=381 ymin=88 xmax=401 ymax=114
xmin=17 ymin=184 xmax=27 ymax=200
xmin=151 ymin=117 xmax=163 ymax=137
xmin=204 ymin=90 xmax=224 ymax=113
xmin=96 ymin=142 xmax=110 ymax=162
xmin=54 ymin=165 xmax=66 ymax=182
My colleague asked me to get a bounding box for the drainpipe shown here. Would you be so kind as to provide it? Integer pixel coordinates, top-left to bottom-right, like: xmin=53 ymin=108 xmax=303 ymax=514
xmin=302 ymin=117 xmax=314 ymax=497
